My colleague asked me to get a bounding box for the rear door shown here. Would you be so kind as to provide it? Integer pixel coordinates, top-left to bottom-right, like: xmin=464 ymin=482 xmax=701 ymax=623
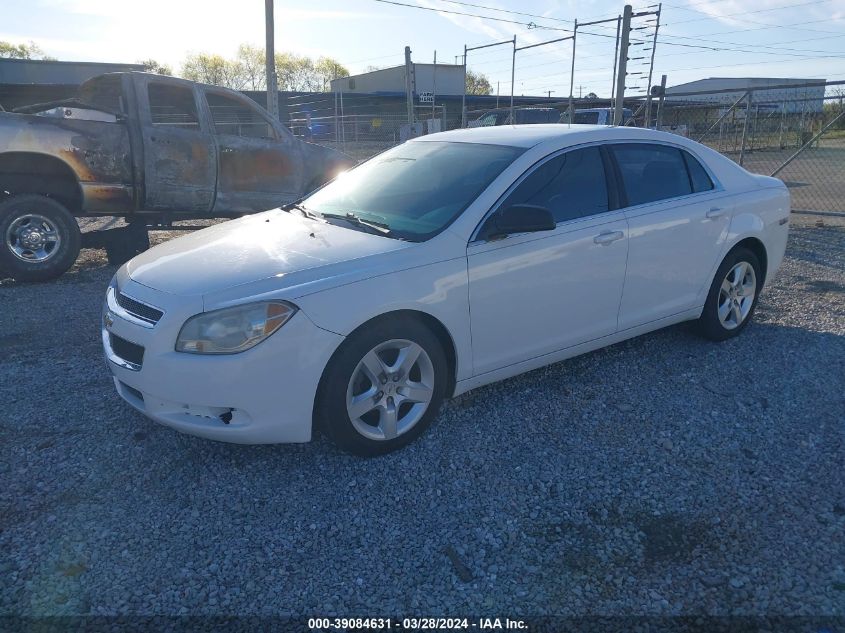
xmin=204 ymin=90 xmax=304 ymax=213
xmin=138 ymin=77 xmax=215 ymax=213
xmin=610 ymin=142 xmax=731 ymax=330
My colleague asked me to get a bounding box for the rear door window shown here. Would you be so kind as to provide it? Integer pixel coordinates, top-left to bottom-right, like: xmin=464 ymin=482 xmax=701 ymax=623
xmin=611 ymin=143 xmax=693 ymax=206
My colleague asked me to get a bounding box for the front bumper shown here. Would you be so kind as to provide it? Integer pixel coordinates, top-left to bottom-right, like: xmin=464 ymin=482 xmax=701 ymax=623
xmin=102 ymin=271 xmax=343 ymax=444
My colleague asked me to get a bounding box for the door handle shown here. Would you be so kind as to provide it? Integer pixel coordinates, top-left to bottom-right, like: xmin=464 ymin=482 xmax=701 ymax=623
xmin=706 ymin=207 xmax=725 ymax=219
xmin=593 ymin=230 xmax=624 ymax=245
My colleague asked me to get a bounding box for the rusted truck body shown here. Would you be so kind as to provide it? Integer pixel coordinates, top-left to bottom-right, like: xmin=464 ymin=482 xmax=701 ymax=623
xmin=0 ymin=72 xmax=352 ymax=281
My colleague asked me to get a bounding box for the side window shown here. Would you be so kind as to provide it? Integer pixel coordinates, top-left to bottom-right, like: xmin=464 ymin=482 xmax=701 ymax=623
xmin=147 ymin=83 xmax=199 ymax=130
xmin=206 ymin=92 xmax=275 ymax=139
xmin=612 ymin=143 xmax=692 ymax=206
xmin=503 ymin=147 xmax=609 ymax=223
xmin=682 ymin=150 xmax=715 ymax=193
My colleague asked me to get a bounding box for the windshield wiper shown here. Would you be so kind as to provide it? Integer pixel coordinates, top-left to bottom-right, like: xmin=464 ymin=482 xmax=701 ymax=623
xmin=281 ymin=202 xmax=321 ymax=220
xmin=322 ymin=212 xmax=393 ymax=236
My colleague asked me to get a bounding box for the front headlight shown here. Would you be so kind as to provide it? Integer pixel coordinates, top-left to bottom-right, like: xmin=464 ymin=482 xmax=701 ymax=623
xmin=175 ymin=301 xmax=297 ymax=354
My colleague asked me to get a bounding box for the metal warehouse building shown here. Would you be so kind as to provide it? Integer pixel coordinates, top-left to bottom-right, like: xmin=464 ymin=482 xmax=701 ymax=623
xmin=0 ymin=58 xmax=145 ymax=110
xmin=330 ymin=63 xmax=466 ymax=97
xmin=665 ymin=77 xmax=827 ymax=113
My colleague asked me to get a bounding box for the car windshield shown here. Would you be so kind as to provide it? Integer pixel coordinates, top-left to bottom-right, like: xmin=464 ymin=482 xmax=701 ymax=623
xmin=303 ymin=141 xmax=524 ymax=241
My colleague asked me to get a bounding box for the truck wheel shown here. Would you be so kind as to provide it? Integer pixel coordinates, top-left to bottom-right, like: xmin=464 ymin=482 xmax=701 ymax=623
xmin=0 ymin=194 xmax=81 ymax=282
xmin=105 ymin=223 xmax=150 ymax=266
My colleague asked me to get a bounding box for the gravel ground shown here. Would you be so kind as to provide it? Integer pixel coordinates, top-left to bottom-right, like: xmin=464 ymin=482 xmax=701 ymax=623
xmin=0 ymin=212 xmax=843 ymax=621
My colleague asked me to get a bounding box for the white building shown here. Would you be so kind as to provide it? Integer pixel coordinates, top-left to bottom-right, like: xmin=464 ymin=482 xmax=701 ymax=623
xmin=665 ymin=77 xmax=826 ymax=113
xmin=330 ymin=63 xmax=465 ymax=97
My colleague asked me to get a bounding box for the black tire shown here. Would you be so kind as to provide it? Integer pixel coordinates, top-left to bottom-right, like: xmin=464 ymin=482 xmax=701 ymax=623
xmin=696 ymin=246 xmax=762 ymax=341
xmin=0 ymin=194 xmax=81 ymax=282
xmin=315 ymin=316 xmax=449 ymax=456
xmin=105 ymin=223 xmax=150 ymax=266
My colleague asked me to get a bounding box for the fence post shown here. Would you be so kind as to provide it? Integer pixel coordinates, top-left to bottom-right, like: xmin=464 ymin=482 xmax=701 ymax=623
xmin=568 ymin=20 xmax=577 ymax=121
xmin=739 ymin=91 xmax=752 ymax=166
xmin=511 ymin=36 xmax=517 ymax=121
xmin=461 ymin=45 xmax=467 ymax=128
xmin=404 ymin=46 xmax=414 ymax=124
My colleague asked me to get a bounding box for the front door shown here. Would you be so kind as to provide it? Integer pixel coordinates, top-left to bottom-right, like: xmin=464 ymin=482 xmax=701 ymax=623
xmin=467 ymin=146 xmax=629 ymax=375
xmin=204 ymin=90 xmax=304 ymax=213
xmin=139 ymin=79 xmax=215 ymax=213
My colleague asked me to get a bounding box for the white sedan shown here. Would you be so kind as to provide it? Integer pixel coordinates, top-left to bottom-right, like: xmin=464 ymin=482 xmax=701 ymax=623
xmin=102 ymin=125 xmax=790 ymax=455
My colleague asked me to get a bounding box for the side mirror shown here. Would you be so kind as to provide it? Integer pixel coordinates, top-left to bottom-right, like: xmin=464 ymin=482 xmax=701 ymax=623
xmin=481 ymin=204 xmax=556 ymax=240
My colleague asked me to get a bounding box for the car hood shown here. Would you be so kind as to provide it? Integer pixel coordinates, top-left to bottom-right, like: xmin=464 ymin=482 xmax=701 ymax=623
xmin=126 ymin=210 xmax=411 ymax=297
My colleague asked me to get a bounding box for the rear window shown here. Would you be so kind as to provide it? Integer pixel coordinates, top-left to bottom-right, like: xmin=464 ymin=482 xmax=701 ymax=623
xmin=611 ymin=143 xmax=693 ymax=206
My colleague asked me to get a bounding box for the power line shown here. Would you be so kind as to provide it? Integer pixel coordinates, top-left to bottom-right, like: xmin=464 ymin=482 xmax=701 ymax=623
xmin=665 ymin=0 xmax=833 ymax=26
xmin=369 ymin=0 xmax=571 ymax=32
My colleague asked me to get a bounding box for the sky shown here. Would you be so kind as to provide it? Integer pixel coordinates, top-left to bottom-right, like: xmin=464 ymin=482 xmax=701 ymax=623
xmin=2 ymin=0 xmax=844 ymax=98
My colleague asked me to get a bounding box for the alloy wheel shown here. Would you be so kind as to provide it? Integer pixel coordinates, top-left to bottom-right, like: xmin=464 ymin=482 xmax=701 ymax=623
xmin=717 ymin=261 xmax=756 ymax=330
xmin=345 ymin=339 xmax=435 ymax=441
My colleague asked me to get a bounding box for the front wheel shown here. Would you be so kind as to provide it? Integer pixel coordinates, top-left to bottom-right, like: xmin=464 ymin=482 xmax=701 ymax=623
xmin=315 ymin=317 xmax=449 ymax=456
xmin=697 ymin=247 xmax=762 ymax=341
xmin=0 ymin=194 xmax=81 ymax=282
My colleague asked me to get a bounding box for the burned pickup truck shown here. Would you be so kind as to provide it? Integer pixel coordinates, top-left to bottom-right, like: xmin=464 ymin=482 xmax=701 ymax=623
xmin=0 ymin=72 xmax=352 ymax=281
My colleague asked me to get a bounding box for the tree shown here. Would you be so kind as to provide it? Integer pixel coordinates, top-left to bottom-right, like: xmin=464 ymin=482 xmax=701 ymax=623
xmin=180 ymin=46 xmax=348 ymax=93
xmin=0 ymin=40 xmax=49 ymax=59
xmin=181 ymin=53 xmax=246 ymax=89
xmin=137 ymin=59 xmax=173 ymax=75
xmin=585 ymin=92 xmax=598 ymax=99
xmin=315 ymin=57 xmax=350 ymax=91
xmin=466 ymin=69 xmax=492 ymax=95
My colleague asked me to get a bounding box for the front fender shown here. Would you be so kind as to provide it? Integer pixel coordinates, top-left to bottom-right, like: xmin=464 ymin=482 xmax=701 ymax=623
xmin=295 ymin=256 xmax=474 ymax=382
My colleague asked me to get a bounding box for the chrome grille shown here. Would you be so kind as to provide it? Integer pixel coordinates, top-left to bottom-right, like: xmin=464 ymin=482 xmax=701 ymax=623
xmin=116 ymin=292 xmax=163 ymax=325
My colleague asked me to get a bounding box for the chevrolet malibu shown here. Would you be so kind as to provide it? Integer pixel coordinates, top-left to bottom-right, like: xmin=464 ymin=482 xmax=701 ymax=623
xmin=102 ymin=125 xmax=790 ymax=455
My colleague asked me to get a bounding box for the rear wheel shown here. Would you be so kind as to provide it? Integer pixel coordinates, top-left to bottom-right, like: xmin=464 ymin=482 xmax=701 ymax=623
xmin=316 ymin=317 xmax=448 ymax=456
xmin=697 ymin=247 xmax=761 ymax=341
xmin=0 ymin=194 xmax=81 ymax=282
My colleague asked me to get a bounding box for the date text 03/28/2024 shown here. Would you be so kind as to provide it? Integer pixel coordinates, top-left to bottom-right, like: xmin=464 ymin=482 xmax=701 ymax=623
xmin=307 ymin=617 xmax=528 ymax=630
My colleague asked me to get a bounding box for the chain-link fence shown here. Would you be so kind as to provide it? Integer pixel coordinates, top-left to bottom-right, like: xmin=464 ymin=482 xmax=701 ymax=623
xmin=287 ymin=81 xmax=844 ymax=213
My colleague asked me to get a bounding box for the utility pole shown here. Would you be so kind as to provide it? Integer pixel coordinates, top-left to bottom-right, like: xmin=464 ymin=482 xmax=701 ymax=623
xmin=264 ymin=0 xmax=279 ymax=121
xmin=613 ymin=4 xmax=632 ymax=126
xmin=405 ymin=46 xmax=414 ymax=124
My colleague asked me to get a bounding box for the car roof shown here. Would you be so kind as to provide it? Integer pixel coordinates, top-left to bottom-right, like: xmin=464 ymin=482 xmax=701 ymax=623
xmin=414 ymin=124 xmax=680 ymax=149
